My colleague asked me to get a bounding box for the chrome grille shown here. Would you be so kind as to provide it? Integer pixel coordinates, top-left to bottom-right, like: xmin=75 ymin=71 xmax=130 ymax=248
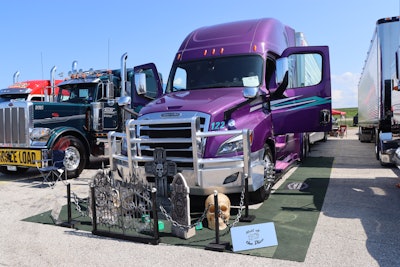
xmin=135 ymin=113 xmax=209 ymax=168
xmin=0 ymin=102 xmax=31 ymax=146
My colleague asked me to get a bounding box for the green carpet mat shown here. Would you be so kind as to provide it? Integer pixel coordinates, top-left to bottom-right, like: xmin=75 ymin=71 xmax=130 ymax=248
xmin=23 ymin=156 xmax=333 ymax=262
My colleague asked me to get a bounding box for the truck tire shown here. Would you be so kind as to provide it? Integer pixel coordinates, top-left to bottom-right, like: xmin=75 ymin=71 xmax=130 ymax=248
xmin=250 ymin=145 xmax=275 ymax=203
xmin=375 ymin=131 xmax=380 ymax=161
xmin=59 ymin=136 xmax=87 ymax=179
xmin=323 ymin=132 xmax=328 ymax=142
xmin=300 ymin=133 xmax=309 ymax=160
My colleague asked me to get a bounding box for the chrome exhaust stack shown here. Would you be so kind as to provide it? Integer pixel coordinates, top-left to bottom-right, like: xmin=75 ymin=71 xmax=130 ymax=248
xmin=120 ymin=52 xmax=128 ymax=96
xmin=13 ymin=71 xmax=20 ymax=84
xmin=72 ymin=60 xmax=78 ymax=74
xmin=48 ymin=66 xmax=57 ymax=101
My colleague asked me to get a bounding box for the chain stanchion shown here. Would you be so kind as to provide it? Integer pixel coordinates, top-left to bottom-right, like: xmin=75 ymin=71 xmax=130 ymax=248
xmin=58 ymin=183 xmax=80 ymax=228
xmin=91 ymin=185 xmax=98 ymax=233
xmin=239 ymin=175 xmax=255 ymax=222
xmin=205 ymin=190 xmax=230 ymax=252
xmin=151 ymin=188 xmax=159 ymax=241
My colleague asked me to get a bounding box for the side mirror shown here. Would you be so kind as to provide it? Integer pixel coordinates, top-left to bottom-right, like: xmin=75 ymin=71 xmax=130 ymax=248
xmin=243 ymin=87 xmax=258 ymax=98
xmin=135 ymin=73 xmax=147 ymax=95
xmin=118 ymin=95 xmax=131 ymax=107
xmin=106 ymin=81 xmax=114 ymax=99
xmin=276 ymin=57 xmax=288 ymax=85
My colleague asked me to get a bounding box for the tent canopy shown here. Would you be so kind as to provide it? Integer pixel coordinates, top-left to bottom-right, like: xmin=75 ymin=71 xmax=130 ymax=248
xmin=332 ymin=109 xmax=346 ymax=115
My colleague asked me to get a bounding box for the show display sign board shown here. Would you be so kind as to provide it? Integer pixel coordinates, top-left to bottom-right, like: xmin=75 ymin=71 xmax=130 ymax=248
xmin=230 ymin=222 xmax=278 ymax=252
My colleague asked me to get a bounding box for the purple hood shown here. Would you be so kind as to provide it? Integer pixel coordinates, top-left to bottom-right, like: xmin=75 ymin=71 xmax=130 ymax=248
xmin=139 ymin=88 xmax=246 ymax=115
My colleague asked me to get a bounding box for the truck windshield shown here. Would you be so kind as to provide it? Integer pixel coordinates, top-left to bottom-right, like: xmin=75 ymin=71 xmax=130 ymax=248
xmin=57 ymin=83 xmax=96 ymax=103
xmin=166 ymin=55 xmax=263 ymax=92
xmin=0 ymin=94 xmax=28 ymax=102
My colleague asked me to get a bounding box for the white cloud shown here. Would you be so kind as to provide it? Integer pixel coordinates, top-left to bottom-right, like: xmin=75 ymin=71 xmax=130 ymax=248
xmin=173 ymin=77 xmax=183 ymax=86
xmin=331 ymin=72 xmax=360 ymax=108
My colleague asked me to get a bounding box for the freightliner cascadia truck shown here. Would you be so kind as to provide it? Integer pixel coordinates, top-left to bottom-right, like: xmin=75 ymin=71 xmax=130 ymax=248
xmin=0 ymin=53 xmax=163 ymax=177
xmin=109 ymin=18 xmax=332 ymax=202
xmin=358 ymin=16 xmax=400 ymax=166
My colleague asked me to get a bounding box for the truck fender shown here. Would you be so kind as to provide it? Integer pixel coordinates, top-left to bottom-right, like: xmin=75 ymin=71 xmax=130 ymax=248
xmin=47 ymin=127 xmax=90 ymax=155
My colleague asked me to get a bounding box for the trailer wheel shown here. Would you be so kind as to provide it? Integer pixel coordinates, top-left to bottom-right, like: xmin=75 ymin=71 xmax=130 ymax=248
xmin=250 ymin=145 xmax=275 ymax=203
xmin=56 ymin=136 xmax=87 ymax=179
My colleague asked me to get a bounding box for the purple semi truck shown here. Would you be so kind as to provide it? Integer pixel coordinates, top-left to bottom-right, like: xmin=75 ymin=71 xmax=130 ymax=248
xmin=111 ymin=18 xmax=332 ymax=202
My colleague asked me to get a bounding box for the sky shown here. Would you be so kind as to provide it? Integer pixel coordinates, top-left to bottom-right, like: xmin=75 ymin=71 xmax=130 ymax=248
xmin=1 ymin=0 xmax=399 ymax=108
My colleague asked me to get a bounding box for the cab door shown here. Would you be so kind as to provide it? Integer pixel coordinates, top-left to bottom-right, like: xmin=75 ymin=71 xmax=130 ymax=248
xmin=272 ymin=46 xmax=332 ymax=134
xmin=131 ymin=63 xmax=164 ymax=112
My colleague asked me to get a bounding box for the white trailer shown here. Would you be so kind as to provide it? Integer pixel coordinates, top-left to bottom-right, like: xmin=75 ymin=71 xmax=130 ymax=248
xmin=358 ymin=16 xmax=400 ymax=165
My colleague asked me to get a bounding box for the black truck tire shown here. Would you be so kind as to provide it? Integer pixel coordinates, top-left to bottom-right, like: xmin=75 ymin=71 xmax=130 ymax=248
xmin=61 ymin=136 xmax=87 ymax=179
xmin=300 ymin=133 xmax=310 ymax=160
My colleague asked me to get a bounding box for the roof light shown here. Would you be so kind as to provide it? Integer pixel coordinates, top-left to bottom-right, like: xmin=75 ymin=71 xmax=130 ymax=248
xmin=220 ymin=48 xmax=224 ymax=54
xmin=212 ymin=48 xmax=216 ymax=55
xmin=253 ymin=45 xmax=257 ymax=51
xmin=176 ymin=53 xmax=181 ymax=60
xmin=203 ymin=49 xmax=208 ymax=56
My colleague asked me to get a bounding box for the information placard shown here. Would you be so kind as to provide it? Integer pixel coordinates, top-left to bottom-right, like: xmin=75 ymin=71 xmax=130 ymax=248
xmin=231 ymin=222 xmax=278 ymax=252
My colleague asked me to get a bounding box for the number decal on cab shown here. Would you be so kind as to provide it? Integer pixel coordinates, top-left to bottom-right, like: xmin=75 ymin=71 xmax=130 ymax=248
xmin=211 ymin=121 xmax=225 ymax=130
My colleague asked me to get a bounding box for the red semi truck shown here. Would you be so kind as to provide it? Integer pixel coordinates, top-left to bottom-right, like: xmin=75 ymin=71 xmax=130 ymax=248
xmin=0 ymin=68 xmax=62 ymax=102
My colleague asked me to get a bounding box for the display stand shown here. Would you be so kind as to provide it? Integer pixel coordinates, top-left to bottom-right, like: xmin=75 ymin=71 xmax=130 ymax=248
xmin=239 ymin=177 xmax=255 ymax=222
xmin=58 ymin=183 xmax=80 ymax=228
xmin=205 ymin=191 xmax=230 ymax=252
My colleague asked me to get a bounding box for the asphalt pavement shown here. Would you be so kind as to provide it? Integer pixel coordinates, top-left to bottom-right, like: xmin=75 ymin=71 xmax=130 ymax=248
xmin=1 ymin=127 xmax=400 ymax=267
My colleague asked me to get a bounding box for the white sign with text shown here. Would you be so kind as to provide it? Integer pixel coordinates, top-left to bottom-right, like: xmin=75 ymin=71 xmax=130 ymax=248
xmin=231 ymin=222 xmax=278 ymax=252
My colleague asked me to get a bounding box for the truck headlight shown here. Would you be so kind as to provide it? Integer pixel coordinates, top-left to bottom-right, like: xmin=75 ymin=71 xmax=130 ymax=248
xmin=30 ymin=128 xmax=51 ymax=142
xmin=216 ymin=131 xmax=253 ymax=155
xmin=217 ymin=135 xmax=244 ymax=155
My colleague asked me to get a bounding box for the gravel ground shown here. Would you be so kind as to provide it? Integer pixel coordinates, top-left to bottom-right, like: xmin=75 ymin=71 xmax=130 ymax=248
xmin=1 ymin=128 xmax=400 ymax=267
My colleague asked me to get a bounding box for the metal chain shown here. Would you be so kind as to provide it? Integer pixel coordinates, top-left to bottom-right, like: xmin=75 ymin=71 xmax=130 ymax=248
xmin=71 ymin=191 xmax=89 ymax=217
xmin=160 ymin=182 xmax=247 ymax=231
xmin=220 ymin=183 xmax=246 ymax=229
xmin=159 ymin=204 xmax=210 ymax=231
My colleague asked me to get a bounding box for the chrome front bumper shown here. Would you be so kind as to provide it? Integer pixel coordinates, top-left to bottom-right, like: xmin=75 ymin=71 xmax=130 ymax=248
xmin=108 ymin=117 xmax=265 ymax=196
